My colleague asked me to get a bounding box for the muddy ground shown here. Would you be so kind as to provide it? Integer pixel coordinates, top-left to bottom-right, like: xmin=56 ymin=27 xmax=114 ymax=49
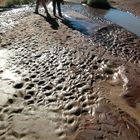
xmin=0 ymin=0 xmax=140 ymax=140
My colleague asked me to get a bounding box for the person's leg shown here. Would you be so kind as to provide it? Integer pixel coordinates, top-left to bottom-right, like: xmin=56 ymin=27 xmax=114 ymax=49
xmin=42 ymin=0 xmax=49 ymax=16
xmin=57 ymin=1 xmax=62 ymax=17
xmin=35 ymin=0 xmax=39 ymax=13
xmin=52 ymin=0 xmax=56 ymax=16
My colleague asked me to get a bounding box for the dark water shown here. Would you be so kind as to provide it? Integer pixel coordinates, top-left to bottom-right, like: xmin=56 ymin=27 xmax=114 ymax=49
xmin=61 ymin=3 xmax=140 ymax=36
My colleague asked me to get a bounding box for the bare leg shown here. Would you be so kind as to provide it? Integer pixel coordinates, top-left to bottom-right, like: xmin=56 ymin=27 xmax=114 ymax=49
xmin=35 ymin=0 xmax=39 ymax=13
xmin=57 ymin=1 xmax=62 ymax=17
xmin=53 ymin=1 xmax=56 ymax=16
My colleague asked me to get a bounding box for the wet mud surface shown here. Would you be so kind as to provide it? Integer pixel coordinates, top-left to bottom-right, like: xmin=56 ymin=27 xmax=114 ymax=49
xmin=0 ymin=2 xmax=140 ymax=140
xmin=0 ymin=5 xmax=34 ymax=32
xmin=91 ymin=24 xmax=140 ymax=62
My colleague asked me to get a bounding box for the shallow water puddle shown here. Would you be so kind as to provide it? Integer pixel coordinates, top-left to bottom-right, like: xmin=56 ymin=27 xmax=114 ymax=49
xmin=56 ymin=2 xmax=140 ymax=36
xmin=48 ymin=2 xmax=106 ymax=35
xmin=104 ymin=8 xmax=140 ymax=36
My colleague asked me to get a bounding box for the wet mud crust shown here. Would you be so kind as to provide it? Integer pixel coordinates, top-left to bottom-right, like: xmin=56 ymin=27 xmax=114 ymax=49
xmin=91 ymin=24 xmax=140 ymax=63
xmin=0 ymin=13 xmax=140 ymax=140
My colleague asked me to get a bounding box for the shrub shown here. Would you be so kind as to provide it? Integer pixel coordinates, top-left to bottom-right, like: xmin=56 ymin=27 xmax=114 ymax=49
xmin=83 ymin=0 xmax=111 ymax=9
xmin=5 ymin=0 xmax=15 ymax=7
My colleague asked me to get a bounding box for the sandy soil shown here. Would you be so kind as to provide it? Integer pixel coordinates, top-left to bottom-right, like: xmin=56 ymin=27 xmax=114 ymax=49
xmin=0 ymin=1 xmax=140 ymax=140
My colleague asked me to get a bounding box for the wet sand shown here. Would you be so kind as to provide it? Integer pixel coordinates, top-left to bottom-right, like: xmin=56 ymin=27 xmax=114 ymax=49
xmin=0 ymin=1 xmax=140 ymax=140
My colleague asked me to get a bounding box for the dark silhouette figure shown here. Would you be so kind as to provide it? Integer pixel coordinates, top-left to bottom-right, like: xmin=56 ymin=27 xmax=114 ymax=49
xmin=35 ymin=0 xmax=50 ymax=16
xmin=52 ymin=0 xmax=64 ymax=17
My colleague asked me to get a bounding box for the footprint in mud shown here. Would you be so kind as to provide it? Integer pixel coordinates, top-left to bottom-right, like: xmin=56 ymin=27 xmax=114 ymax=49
xmin=13 ymin=82 xmax=24 ymax=89
xmin=56 ymin=84 xmax=64 ymax=91
xmin=25 ymin=83 xmax=35 ymax=90
xmin=68 ymin=106 xmax=81 ymax=116
xmin=42 ymin=83 xmax=54 ymax=91
xmin=7 ymin=98 xmax=15 ymax=104
xmin=1 ymin=38 xmax=139 ymax=140
xmin=55 ymin=128 xmax=66 ymax=140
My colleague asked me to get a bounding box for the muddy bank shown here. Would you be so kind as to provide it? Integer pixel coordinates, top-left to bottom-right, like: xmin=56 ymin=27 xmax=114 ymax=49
xmin=0 ymin=2 xmax=140 ymax=140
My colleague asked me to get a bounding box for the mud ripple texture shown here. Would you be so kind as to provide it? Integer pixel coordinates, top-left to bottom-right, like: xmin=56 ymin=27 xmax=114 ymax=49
xmin=91 ymin=24 xmax=140 ymax=63
xmin=0 ymin=12 xmax=140 ymax=140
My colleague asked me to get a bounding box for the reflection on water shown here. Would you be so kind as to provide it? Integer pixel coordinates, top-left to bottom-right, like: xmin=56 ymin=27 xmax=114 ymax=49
xmin=62 ymin=15 xmax=99 ymax=35
xmin=1 ymin=2 xmax=140 ymax=36
xmin=63 ymin=3 xmax=108 ymax=18
xmin=104 ymin=9 xmax=140 ymax=36
xmin=48 ymin=2 xmax=101 ymax=35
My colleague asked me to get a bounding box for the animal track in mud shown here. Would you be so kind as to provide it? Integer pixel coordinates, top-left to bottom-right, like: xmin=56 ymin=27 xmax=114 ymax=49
xmin=13 ymin=82 xmax=24 ymax=89
xmin=1 ymin=41 xmax=140 ymax=140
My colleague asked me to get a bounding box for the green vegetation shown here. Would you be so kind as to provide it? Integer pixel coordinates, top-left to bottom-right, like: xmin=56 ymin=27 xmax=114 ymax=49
xmin=82 ymin=0 xmax=111 ymax=9
xmin=4 ymin=0 xmax=34 ymax=7
xmin=0 ymin=0 xmax=5 ymax=6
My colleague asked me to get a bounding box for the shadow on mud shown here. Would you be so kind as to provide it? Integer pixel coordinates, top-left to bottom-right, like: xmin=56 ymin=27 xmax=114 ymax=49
xmin=36 ymin=13 xmax=59 ymax=30
xmin=61 ymin=17 xmax=90 ymax=35
xmin=57 ymin=16 xmax=99 ymax=36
